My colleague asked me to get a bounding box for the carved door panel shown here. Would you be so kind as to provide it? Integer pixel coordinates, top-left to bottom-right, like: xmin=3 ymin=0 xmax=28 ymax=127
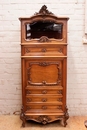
xmin=25 ymin=59 xmax=62 ymax=86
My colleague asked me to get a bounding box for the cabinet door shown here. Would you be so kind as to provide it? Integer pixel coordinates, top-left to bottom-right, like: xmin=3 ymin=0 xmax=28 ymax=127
xmin=25 ymin=59 xmax=62 ymax=86
xmin=22 ymin=58 xmax=67 ymax=113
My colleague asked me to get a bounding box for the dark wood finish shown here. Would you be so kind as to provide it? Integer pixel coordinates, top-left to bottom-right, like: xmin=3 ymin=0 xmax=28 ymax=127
xmin=19 ymin=5 xmax=69 ymax=127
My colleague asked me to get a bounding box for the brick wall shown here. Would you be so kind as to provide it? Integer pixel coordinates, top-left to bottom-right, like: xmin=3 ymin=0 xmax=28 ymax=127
xmin=0 ymin=0 xmax=87 ymax=116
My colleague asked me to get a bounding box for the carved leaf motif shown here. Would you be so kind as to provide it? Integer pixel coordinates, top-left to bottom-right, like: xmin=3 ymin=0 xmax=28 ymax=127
xmin=39 ymin=62 xmax=50 ymax=66
xmin=58 ymin=48 xmax=63 ymax=53
xmin=41 ymin=48 xmax=47 ymax=52
xmin=63 ymin=106 xmax=69 ymax=127
xmin=25 ymin=48 xmax=30 ymax=53
xmin=35 ymin=5 xmax=53 ymax=15
xmin=20 ymin=106 xmax=26 ymax=127
xmin=38 ymin=36 xmax=50 ymax=43
xmin=36 ymin=116 xmax=51 ymax=124
xmin=57 ymin=105 xmax=62 ymax=110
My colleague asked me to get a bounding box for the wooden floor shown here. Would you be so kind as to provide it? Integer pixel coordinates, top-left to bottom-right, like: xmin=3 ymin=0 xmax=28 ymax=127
xmin=0 ymin=115 xmax=87 ymax=130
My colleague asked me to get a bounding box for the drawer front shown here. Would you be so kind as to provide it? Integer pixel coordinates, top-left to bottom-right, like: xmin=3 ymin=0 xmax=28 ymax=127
xmin=26 ymin=104 xmax=63 ymax=113
xmin=26 ymin=95 xmax=63 ymax=103
xmin=22 ymin=45 xmax=66 ymax=56
xmin=26 ymin=86 xmax=63 ymax=95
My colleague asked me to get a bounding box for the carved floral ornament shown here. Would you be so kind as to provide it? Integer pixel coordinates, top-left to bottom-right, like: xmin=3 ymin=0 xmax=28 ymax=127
xmin=36 ymin=115 xmax=51 ymax=124
xmin=35 ymin=5 xmax=53 ymax=15
xmin=38 ymin=36 xmax=50 ymax=43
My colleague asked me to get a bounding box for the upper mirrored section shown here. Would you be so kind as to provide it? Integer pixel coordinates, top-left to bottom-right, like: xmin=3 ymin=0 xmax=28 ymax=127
xmin=26 ymin=21 xmax=63 ymax=39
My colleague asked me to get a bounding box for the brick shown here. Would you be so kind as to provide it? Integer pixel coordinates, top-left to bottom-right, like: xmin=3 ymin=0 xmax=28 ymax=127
xmin=0 ymin=0 xmax=10 ymax=4
xmin=0 ymin=0 xmax=87 ymax=116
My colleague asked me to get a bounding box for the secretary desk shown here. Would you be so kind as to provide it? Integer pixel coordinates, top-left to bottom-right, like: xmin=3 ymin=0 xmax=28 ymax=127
xmin=19 ymin=5 xmax=69 ymax=127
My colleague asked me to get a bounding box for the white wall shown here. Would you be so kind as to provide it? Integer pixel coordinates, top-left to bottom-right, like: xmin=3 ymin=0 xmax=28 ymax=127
xmin=0 ymin=0 xmax=87 ymax=116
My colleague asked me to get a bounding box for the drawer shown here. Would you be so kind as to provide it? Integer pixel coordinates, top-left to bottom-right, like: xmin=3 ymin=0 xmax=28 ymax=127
xmin=22 ymin=45 xmax=67 ymax=56
xmin=26 ymin=95 xmax=63 ymax=103
xmin=26 ymin=103 xmax=63 ymax=113
xmin=26 ymin=86 xmax=63 ymax=95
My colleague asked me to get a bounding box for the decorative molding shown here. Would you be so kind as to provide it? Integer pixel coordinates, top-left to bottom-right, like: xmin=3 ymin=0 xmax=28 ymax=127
xmin=27 ymin=98 xmax=32 ymax=102
xmin=26 ymin=116 xmax=33 ymax=120
xmin=55 ymin=116 xmax=63 ymax=119
xmin=57 ymin=90 xmax=62 ymax=94
xmin=25 ymin=48 xmax=30 ymax=53
xmin=42 ymin=98 xmax=47 ymax=102
xmin=36 ymin=115 xmax=51 ymax=124
xmin=20 ymin=106 xmax=26 ymax=127
xmin=27 ymin=62 xmax=61 ymax=86
xmin=20 ymin=105 xmax=69 ymax=126
xmin=28 ymin=80 xmax=60 ymax=86
xmin=26 ymin=106 xmax=31 ymax=110
xmin=38 ymin=36 xmax=50 ymax=43
xmin=42 ymin=90 xmax=47 ymax=94
xmin=39 ymin=62 xmax=50 ymax=66
xmin=26 ymin=90 xmax=31 ymax=94
xmin=57 ymin=105 xmax=62 ymax=110
xmin=29 ymin=62 xmax=60 ymax=66
xmin=42 ymin=106 xmax=47 ymax=109
xmin=41 ymin=48 xmax=47 ymax=52
xmin=35 ymin=5 xmax=53 ymax=16
xmin=57 ymin=98 xmax=62 ymax=102
xmin=63 ymin=106 xmax=69 ymax=127
xmin=58 ymin=48 xmax=63 ymax=53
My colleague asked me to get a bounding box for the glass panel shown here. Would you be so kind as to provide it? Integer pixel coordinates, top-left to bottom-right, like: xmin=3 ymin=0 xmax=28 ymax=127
xmin=26 ymin=21 xmax=63 ymax=39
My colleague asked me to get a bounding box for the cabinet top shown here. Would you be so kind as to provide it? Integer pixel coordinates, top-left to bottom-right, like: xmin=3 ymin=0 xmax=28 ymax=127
xmin=19 ymin=5 xmax=69 ymax=43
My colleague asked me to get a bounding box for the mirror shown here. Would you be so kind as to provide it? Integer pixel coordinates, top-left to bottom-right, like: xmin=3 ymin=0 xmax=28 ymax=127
xmin=26 ymin=21 xmax=63 ymax=39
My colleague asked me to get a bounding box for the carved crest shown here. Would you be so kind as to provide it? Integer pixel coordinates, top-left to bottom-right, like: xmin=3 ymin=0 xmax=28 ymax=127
xmin=35 ymin=5 xmax=53 ymax=15
xmin=38 ymin=36 xmax=50 ymax=43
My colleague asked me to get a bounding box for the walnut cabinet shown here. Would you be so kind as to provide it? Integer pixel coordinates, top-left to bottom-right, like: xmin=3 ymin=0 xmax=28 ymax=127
xmin=19 ymin=5 xmax=69 ymax=127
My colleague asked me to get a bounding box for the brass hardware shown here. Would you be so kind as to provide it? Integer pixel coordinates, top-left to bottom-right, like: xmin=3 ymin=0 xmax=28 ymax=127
xmin=42 ymin=106 xmax=47 ymax=110
xmin=57 ymin=98 xmax=62 ymax=102
xmin=57 ymin=90 xmax=62 ymax=94
xmin=27 ymin=98 xmax=32 ymax=102
xmin=58 ymin=48 xmax=63 ymax=53
xmin=57 ymin=106 xmax=62 ymax=110
xmin=42 ymin=90 xmax=47 ymax=94
xmin=27 ymin=106 xmax=31 ymax=110
xmin=42 ymin=98 xmax=47 ymax=102
xmin=41 ymin=48 xmax=47 ymax=52
xmin=25 ymin=48 xmax=30 ymax=53
xmin=27 ymin=90 xmax=31 ymax=94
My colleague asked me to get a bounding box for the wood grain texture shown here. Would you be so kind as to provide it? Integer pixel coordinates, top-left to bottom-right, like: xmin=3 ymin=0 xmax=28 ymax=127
xmin=19 ymin=5 xmax=69 ymax=127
